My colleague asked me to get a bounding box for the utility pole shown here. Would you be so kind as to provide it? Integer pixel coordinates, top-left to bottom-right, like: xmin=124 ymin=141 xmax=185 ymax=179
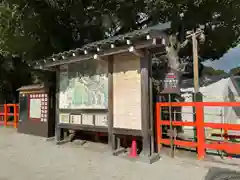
xmin=186 ymin=28 xmax=205 ymax=93
xmin=179 ymin=12 xmax=204 ymax=93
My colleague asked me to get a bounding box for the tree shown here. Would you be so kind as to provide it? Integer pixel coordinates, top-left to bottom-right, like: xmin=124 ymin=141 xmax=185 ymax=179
xmin=146 ymin=0 xmax=240 ymax=57
xmin=230 ymin=66 xmax=240 ymax=76
xmin=2 ymin=0 xmax=240 ymax=62
xmin=1 ymin=0 xmax=240 ymax=101
xmin=201 ymin=66 xmax=227 ymax=76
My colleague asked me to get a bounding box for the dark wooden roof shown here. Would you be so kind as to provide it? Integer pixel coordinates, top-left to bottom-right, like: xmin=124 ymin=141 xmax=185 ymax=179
xmin=82 ymin=22 xmax=171 ymax=48
xmin=17 ymin=84 xmax=45 ymax=91
xmin=33 ymin=22 xmax=171 ymax=69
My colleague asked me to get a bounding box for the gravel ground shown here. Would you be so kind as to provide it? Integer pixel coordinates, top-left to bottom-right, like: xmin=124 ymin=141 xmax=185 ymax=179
xmin=0 ymin=127 xmax=211 ymax=180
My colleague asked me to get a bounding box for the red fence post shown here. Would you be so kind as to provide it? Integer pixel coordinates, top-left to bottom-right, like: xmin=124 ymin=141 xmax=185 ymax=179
xmin=13 ymin=104 xmax=17 ymax=128
xmin=156 ymin=103 xmax=162 ymax=153
xmin=4 ymin=104 xmax=7 ymax=126
xmin=196 ymin=102 xmax=205 ymax=160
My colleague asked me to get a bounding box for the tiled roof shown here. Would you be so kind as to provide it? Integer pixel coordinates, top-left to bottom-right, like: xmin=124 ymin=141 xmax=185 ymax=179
xmin=34 ymin=22 xmax=171 ymax=68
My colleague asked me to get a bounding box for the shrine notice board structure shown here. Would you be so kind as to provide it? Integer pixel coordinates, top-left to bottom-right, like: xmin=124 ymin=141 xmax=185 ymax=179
xmin=33 ymin=22 xmax=172 ymax=162
xmin=17 ymin=84 xmax=55 ymax=137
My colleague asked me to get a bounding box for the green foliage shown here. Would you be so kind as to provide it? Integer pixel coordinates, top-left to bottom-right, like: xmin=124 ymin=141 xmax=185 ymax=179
xmin=147 ymin=0 xmax=240 ymax=60
xmin=1 ymin=0 xmax=240 ymax=60
xmin=202 ymin=66 xmax=227 ymax=76
xmin=230 ymin=66 xmax=240 ymax=76
xmin=0 ymin=0 xmax=42 ymax=59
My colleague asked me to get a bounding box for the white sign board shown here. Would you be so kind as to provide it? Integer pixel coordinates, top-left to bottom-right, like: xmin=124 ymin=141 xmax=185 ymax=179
xmin=29 ymin=99 xmax=41 ymax=119
xmin=70 ymin=114 xmax=82 ymax=124
xmin=82 ymin=114 xmax=94 ymax=125
xmin=59 ymin=113 xmax=70 ymax=124
xmin=95 ymin=114 xmax=108 ymax=127
xmin=113 ymin=54 xmax=142 ymax=130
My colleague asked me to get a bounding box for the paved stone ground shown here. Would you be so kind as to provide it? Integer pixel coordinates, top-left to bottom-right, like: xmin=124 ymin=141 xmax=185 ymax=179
xmin=0 ymin=127 xmax=231 ymax=180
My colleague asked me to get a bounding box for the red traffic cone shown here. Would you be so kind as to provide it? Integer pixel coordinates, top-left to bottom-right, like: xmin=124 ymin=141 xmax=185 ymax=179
xmin=129 ymin=138 xmax=137 ymax=158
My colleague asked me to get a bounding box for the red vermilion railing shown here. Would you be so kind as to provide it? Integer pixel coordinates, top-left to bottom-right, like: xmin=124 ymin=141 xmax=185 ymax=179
xmin=0 ymin=104 xmax=19 ymax=128
xmin=156 ymin=102 xmax=240 ymax=160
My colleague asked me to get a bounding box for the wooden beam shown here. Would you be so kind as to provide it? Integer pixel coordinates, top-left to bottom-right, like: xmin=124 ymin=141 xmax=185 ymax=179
xmin=41 ymin=39 xmax=162 ymax=69
xmin=55 ymin=67 xmax=64 ymax=142
xmin=107 ymin=55 xmax=114 ymax=150
xmin=149 ymin=54 xmax=154 ymax=155
xmin=93 ymin=54 xmax=103 ymax=61
xmin=140 ymin=49 xmax=151 ymax=157
xmin=128 ymin=46 xmax=144 ymax=57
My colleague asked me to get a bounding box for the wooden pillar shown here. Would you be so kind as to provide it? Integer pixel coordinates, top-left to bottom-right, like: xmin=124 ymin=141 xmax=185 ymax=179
xmin=108 ymin=56 xmax=114 ymax=150
xmin=4 ymin=104 xmax=7 ymax=126
xmin=13 ymin=104 xmax=17 ymax=128
xmin=140 ymin=50 xmax=151 ymax=156
xmin=149 ymin=56 xmax=154 ymax=155
xmin=55 ymin=67 xmax=63 ymax=141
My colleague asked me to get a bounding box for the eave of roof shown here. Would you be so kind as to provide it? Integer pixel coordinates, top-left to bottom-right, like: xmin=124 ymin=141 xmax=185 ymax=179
xmin=17 ymin=84 xmax=45 ymax=91
xmin=33 ymin=22 xmax=171 ymax=70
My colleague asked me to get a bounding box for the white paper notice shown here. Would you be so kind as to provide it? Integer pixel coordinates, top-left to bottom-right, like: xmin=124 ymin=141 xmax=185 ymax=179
xmin=29 ymin=99 xmax=41 ymax=119
xmin=113 ymin=53 xmax=142 ymax=130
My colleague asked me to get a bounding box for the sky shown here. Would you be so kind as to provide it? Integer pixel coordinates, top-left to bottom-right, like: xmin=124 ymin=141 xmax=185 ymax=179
xmin=203 ymin=46 xmax=240 ymax=72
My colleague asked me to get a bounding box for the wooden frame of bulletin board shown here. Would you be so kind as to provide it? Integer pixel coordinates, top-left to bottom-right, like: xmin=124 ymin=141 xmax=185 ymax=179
xmin=28 ymin=93 xmax=49 ymax=122
xmin=17 ymin=84 xmax=55 ymax=138
xmin=56 ymin=58 xmax=110 ymax=136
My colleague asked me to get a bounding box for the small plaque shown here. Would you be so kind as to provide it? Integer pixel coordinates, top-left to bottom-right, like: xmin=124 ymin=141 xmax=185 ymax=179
xmin=59 ymin=113 xmax=70 ymax=124
xmin=95 ymin=114 xmax=108 ymax=127
xmin=70 ymin=115 xmax=81 ymax=124
xmin=82 ymin=114 xmax=94 ymax=125
xmin=161 ymin=69 xmax=181 ymax=94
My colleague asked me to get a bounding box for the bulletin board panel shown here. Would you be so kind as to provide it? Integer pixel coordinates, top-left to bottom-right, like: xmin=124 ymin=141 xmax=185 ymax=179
xmin=57 ymin=59 xmax=109 ymax=132
xmin=59 ymin=59 xmax=108 ymax=110
xmin=58 ymin=111 xmax=108 ymax=132
xmin=112 ymin=53 xmax=142 ymax=131
xmin=18 ymin=89 xmax=54 ymax=138
xmin=28 ymin=93 xmax=48 ymax=122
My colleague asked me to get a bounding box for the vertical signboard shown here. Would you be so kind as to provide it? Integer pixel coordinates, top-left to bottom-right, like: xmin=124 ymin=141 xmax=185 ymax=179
xmin=161 ymin=68 xmax=181 ymax=94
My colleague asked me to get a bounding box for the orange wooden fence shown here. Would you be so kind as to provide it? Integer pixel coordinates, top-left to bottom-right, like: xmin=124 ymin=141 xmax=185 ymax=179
xmin=156 ymin=102 xmax=240 ymax=160
xmin=0 ymin=104 xmax=19 ymax=128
